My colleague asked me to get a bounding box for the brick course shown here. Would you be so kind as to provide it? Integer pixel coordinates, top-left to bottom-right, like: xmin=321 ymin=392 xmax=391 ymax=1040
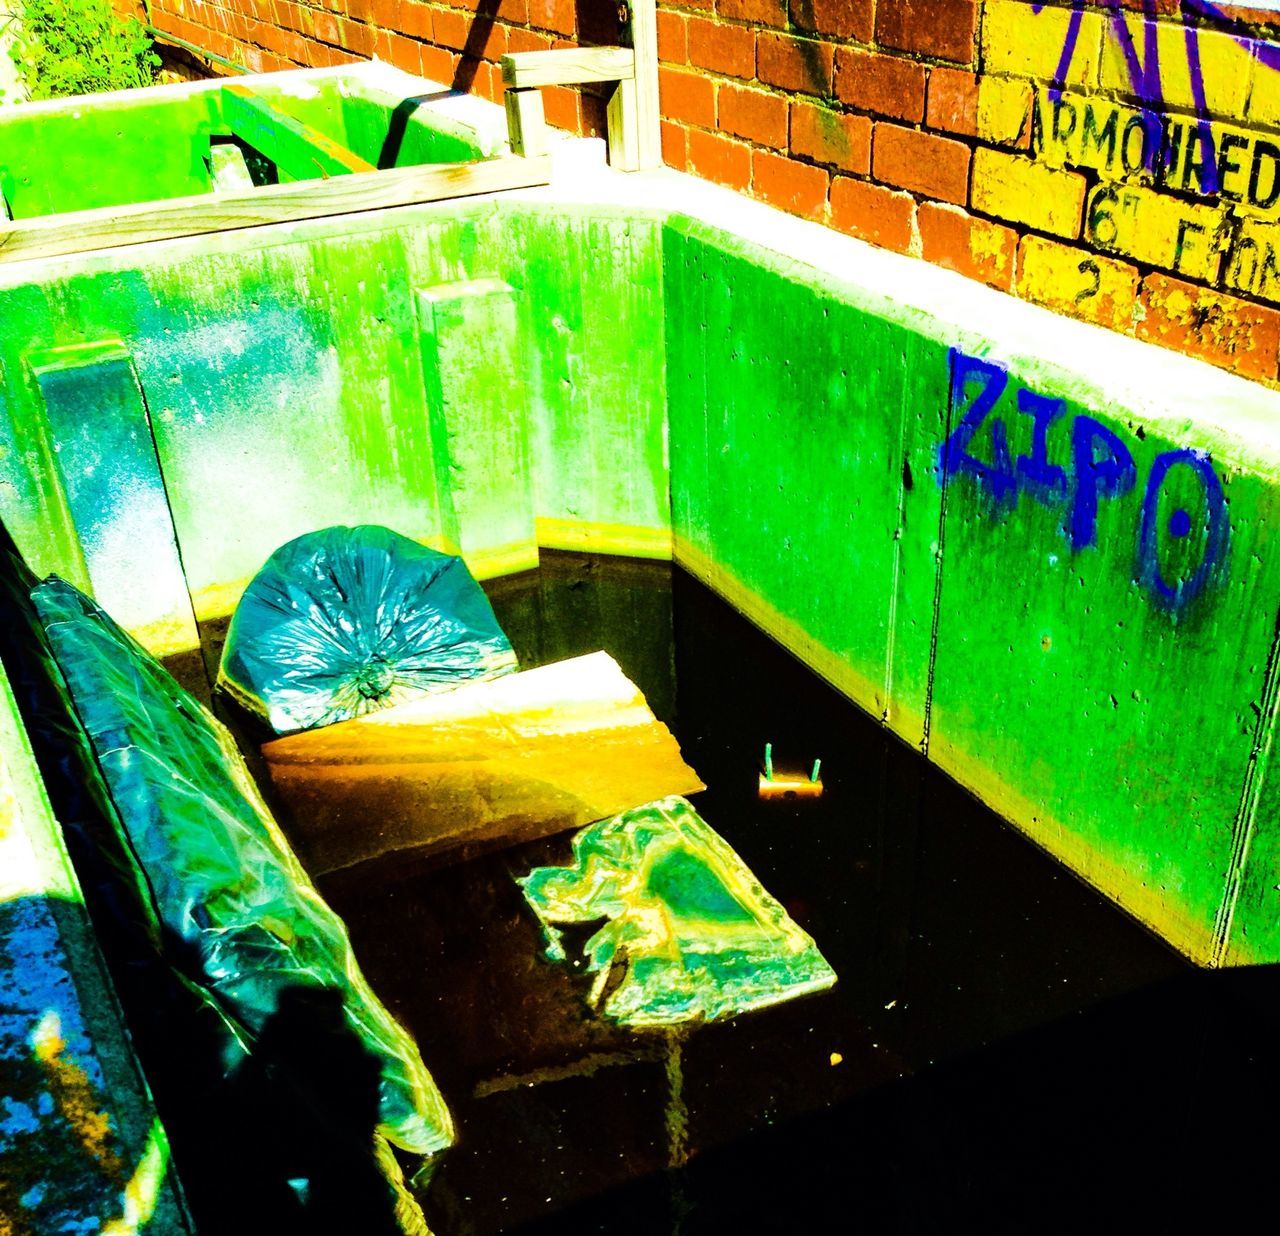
xmin=872 ymin=123 xmax=971 ymax=204
xmin=790 ymin=0 xmax=872 ymax=42
xmin=687 ymin=13 xmax=755 ymax=78
xmin=834 ymin=48 xmax=926 ymax=124
xmin=790 ymin=100 xmax=870 ymax=173
xmin=757 ymin=31 xmax=833 ymax=96
xmin=753 ymin=147 xmax=828 ymax=217
xmin=874 ymin=0 xmax=976 ymax=66
xmin=918 ymin=202 xmax=1017 ymax=289
xmin=718 ymin=81 xmax=788 ymax=148
xmin=830 ymin=176 xmax=917 ymax=253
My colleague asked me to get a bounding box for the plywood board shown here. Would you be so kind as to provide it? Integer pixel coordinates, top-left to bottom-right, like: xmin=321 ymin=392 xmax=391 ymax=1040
xmin=262 ymin=651 xmax=704 ymax=873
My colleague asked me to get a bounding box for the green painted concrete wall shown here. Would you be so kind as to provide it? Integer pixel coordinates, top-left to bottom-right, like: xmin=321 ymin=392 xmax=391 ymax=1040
xmin=0 ymin=76 xmax=490 ymax=220
xmin=2 ymin=194 xmax=1280 ymax=966
xmin=663 ymin=216 xmax=1280 ymax=967
xmin=665 ymin=219 xmax=944 ymax=747
xmin=0 ymin=203 xmax=668 ymax=658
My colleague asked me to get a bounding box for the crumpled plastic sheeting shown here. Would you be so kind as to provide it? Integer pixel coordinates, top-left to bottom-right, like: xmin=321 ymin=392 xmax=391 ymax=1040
xmin=217 ymin=526 xmax=518 ymax=734
xmin=517 ymin=796 xmax=837 ymax=1027
xmin=34 ymin=577 xmax=455 ymax=1158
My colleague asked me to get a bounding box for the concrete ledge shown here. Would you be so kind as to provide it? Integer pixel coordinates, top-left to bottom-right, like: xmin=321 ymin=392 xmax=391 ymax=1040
xmin=0 ymin=660 xmax=190 ymax=1230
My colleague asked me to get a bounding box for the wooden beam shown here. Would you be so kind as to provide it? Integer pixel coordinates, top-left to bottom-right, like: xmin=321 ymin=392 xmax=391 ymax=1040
xmin=222 ymin=83 xmax=375 ymax=180
xmin=0 ymin=155 xmax=552 ymax=266
xmin=504 ymin=87 xmax=547 ymax=158
xmin=501 ymin=47 xmax=635 ymax=89
xmin=623 ymin=0 xmax=662 ymax=170
xmin=209 ymin=143 xmax=255 ymax=193
xmin=605 ymin=77 xmax=640 ymax=173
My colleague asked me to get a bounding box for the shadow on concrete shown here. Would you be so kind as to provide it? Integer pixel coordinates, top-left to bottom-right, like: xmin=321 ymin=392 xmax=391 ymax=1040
xmin=375 ymin=93 xmax=459 ymax=170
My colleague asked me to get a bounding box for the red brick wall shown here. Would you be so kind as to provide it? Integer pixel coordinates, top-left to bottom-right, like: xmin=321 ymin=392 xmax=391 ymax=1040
xmin=143 ymin=0 xmax=1280 ymax=387
xmin=140 ymin=0 xmax=616 ymax=133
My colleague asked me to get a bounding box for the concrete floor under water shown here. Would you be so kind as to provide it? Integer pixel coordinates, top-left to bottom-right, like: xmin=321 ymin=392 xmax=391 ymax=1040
xmin=152 ymin=553 xmax=1280 ymax=1232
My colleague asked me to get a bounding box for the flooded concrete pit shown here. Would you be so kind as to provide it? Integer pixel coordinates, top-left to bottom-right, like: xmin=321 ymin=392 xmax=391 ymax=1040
xmin=188 ymin=550 xmax=1266 ymax=1235
xmin=7 ymin=69 xmax=1280 ymax=1228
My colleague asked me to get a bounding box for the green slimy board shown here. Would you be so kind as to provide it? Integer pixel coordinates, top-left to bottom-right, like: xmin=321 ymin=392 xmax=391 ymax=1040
xmin=518 ymin=796 xmax=837 ymax=1028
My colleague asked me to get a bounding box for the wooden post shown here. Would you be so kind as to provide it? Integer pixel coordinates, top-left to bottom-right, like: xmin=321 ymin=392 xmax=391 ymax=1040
xmin=621 ymin=0 xmax=661 ymax=170
xmin=504 ymin=88 xmax=547 ymax=159
xmin=209 ymin=143 xmax=255 ymax=193
xmin=606 ymin=77 xmax=641 ymax=173
xmin=501 ymin=32 xmax=659 ymax=172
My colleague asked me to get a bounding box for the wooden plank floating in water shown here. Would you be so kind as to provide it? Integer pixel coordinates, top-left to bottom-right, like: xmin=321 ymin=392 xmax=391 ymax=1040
xmin=261 ymin=652 xmax=705 ymax=875
xmin=0 ymin=154 xmax=552 ymax=265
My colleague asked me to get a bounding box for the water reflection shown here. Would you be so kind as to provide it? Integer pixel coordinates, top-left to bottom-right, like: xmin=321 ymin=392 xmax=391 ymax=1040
xmin=321 ymin=554 xmax=1264 ymax=1234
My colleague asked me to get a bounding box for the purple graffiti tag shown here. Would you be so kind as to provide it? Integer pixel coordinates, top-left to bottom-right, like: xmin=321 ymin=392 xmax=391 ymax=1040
xmin=1024 ymin=0 xmax=1280 ymax=198
xmin=1108 ymin=0 xmax=1163 ymax=105
xmin=1181 ymin=0 xmax=1280 ymax=73
xmin=1031 ymin=0 xmax=1086 ymax=100
xmin=1183 ymin=14 xmax=1222 ymax=193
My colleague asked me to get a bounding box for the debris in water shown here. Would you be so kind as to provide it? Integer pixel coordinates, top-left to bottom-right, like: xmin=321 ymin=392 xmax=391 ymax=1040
xmin=517 ymin=796 xmax=836 ymax=1027
xmin=218 ymin=524 xmax=517 ymax=734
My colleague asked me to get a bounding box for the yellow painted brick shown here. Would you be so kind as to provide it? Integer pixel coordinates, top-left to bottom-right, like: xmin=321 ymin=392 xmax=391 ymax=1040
xmin=1033 ymin=87 xmax=1156 ymax=179
xmin=981 ymin=0 xmax=1102 ymax=88
xmin=1228 ymin=136 xmax=1280 ymax=221
xmin=1099 ymin=17 xmax=1252 ymax=119
xmin=1084 ymin=183 xmax=1230 ymax=281
xmin=1222 ymin=217 xmax=1280 ymax=305
xmin=1016 ymin=234 xmax=1137 ymax=332
xmin=977 ymin=76 xmax=1032 ymax=146
xmin=1247 ymin=39 xmax=1280 ymax=127
xmin=1032 ymin=85 xmax=1280 ymax=218
xmin=971 ymin=148 xmax=1086 ymax=237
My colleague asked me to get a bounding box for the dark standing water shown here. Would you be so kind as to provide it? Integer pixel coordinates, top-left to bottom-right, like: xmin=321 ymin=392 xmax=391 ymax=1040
xmin=303 ymin=553 xmax=1280 ymax=1234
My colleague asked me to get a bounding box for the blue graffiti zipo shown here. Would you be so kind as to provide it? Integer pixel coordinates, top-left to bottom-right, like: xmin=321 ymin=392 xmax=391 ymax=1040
xmin=938 ymin=349 xmax=1230 ymax=614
